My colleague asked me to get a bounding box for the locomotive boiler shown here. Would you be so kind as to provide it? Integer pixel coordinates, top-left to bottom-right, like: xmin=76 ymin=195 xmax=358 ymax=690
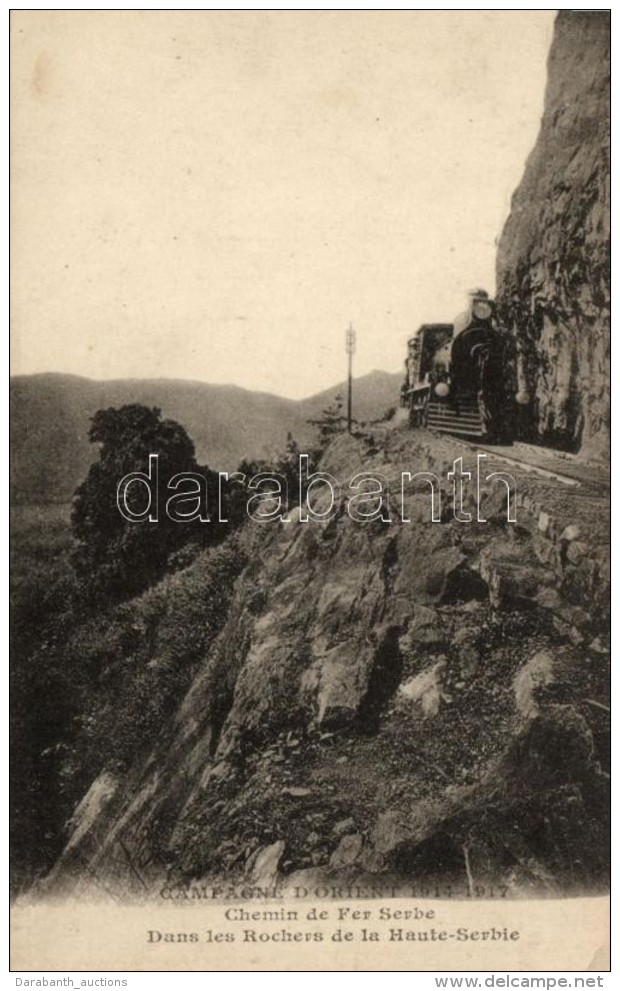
xmin=400 ymin=289 xmax=515 ymax=443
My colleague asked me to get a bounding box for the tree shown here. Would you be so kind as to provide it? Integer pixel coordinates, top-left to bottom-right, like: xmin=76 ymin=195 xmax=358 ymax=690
xmin=224 ymin=435 xmax=320 ymax=524
xmin=72 ymin=405 xmax=220 ymax=601
xmin=307 ymin=394 xmax=347 ymax=446
xmin=273 ymin=433 xmax=320 ymax=508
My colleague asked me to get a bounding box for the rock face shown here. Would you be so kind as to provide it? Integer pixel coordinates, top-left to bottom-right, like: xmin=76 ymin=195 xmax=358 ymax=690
xmin=496 ymin=11 xmax=610 ymax=458
xmin=40 ymin=429 xmax=610 ymax=899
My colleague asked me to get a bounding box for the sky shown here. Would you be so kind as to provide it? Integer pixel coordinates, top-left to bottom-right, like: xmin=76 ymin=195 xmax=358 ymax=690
xmin=11 ymin=10 xmax=556 ymax=400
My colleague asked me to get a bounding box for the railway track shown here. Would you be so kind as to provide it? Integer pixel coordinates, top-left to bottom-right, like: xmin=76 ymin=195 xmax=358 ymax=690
xmin=450 ymin=437 xmax=609 ymax=491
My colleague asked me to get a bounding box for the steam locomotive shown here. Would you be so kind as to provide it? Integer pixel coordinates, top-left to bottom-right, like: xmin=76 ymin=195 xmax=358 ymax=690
xmin=400 ymin=289 xmax=515 ymax=443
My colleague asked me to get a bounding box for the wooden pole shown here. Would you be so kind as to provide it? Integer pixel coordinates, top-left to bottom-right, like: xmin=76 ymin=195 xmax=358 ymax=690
xmin=346 ymin=323 xmax=356 ymax=433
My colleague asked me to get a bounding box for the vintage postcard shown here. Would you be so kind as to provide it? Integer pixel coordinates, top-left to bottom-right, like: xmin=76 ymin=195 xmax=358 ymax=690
xmin=10 ymin=9 xmax=610 ymax=972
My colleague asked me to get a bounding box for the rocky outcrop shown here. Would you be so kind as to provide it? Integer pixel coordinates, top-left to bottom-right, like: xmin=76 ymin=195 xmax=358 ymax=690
xmin=496 ymin=11 xmax=610 ymax=458
xmin=40 ymin=429 xmax=610 ymax=899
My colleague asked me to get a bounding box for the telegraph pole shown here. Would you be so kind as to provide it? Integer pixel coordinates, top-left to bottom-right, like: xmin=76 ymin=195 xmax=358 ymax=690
xmin=346 ymin=323 xmax=356 ymax=434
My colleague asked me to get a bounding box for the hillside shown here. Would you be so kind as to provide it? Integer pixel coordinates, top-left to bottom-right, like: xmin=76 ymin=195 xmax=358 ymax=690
xmin=10 ymin=370 xmax=401 ymax=503
xmin=35 ymin=426 xmax=610 ymax=906
xmin=302 ymin=369 xmax=402 ymax=424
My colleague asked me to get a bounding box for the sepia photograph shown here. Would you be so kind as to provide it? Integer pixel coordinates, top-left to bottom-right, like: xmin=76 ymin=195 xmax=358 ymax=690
xmin=9 ymin=8 xmax=610 ymax=972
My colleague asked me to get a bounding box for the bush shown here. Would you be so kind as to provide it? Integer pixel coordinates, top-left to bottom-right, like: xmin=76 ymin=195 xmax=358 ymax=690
xmin=72 ymin=404 xmax=231 ymax=602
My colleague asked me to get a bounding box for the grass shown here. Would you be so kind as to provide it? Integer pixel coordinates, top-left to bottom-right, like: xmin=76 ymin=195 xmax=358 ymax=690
xmin=10 ymin=503 xmax=73 ymax=584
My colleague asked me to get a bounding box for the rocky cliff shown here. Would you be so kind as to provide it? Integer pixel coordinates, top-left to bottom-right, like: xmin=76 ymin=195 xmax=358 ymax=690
xmin=41 ymin=429 xmax=610 ymax=900
xmin=496 ymin=11 xmax=610 ymax=458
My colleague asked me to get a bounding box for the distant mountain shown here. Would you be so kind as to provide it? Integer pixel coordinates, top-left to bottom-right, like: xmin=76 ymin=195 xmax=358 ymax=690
xmin=303 ymin=369 xmax=402 ymax=423
xmin=10 ymin=370 xmax=402 ymax=503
